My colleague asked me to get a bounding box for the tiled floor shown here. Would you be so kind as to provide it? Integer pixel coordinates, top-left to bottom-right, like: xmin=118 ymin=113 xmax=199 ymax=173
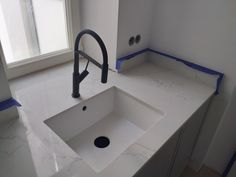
xmin=181 ymin=166 xmax=221 ymax=177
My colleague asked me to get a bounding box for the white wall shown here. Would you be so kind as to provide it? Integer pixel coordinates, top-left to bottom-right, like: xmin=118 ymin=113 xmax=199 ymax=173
xmin=0 ymin=55 xmax=18 ymax=123
xmin=116 ymin=0 xmax=154 ymax=58
xmin=149 ymin=0 xmax=236 ymax=173
xmin=80 ymin=0 xmax=154 ymax=68
xmin=79 ymin=0 xmax=119 ymax=70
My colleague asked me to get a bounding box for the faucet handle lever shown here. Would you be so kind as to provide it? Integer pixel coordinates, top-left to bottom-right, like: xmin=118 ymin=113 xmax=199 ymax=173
xmin=78 ymin=70 xmax=89 ymax=84
xmin=85 ymin=60 xmax=89 ymax=71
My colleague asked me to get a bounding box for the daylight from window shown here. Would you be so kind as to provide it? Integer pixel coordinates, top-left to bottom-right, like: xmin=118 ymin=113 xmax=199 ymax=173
xmin=0 ymin=0 xmax=69 ymax=64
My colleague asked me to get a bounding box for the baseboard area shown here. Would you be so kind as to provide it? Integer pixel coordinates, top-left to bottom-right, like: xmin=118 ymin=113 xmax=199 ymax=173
xmin=181 ymin=165 xmax=221 ymax=177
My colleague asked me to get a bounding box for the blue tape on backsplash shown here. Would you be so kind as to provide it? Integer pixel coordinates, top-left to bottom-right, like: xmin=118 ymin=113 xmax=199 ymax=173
xmin=116 ymin=48 xmax=224 ymax=95
xmin=116 ymin=48 xmax=149 ymax=70
xmin=0 ymin=98 xmax=22 ymax=111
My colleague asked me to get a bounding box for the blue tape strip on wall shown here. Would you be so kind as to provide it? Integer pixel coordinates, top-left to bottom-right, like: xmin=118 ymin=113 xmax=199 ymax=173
xmin=0 ymin=98 xmax=22 ymax=111
xmin=116 ymin=48 xmax=224 ymax=95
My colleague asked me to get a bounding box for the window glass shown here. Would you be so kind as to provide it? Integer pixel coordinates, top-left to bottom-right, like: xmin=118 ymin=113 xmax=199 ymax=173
xmin=0 ymin=0 xmax=69 ymax=64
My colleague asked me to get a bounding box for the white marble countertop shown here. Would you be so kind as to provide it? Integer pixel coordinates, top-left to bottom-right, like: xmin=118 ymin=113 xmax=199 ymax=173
xmin=0 ymin=60 xmax=214 ymax=177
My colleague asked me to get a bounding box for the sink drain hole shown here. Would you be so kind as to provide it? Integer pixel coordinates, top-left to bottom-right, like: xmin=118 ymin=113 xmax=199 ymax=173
xmin=94 ymin=136 xmax=110 ymax=148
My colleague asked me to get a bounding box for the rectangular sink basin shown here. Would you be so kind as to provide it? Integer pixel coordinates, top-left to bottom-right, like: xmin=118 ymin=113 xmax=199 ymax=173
xmin=45 ymin=86 xmax=164 ymax=172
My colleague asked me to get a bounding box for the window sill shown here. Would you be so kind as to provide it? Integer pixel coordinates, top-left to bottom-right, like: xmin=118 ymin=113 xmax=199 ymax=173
xmin=5 ymin=50 xmax=73 ymax=80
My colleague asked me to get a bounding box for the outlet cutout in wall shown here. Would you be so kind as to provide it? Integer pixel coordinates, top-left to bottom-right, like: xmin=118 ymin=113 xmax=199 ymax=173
xmin=129 ymin=36 xmax=135 ymax=46
xmin=135 ymin=35 xmax=141 ymax=44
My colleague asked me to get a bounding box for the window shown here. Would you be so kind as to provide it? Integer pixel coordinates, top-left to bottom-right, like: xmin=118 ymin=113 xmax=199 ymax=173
xmin=0 ymin=0 xmax=77 ymax=78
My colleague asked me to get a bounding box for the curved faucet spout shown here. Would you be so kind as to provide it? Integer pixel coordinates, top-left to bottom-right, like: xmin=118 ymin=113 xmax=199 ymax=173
xmin=72 ymin=29 xmax=109 ymax=98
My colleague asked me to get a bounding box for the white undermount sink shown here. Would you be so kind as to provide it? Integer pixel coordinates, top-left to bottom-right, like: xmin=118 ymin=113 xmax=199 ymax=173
xmin=44 ymin=86 xmax=164 ymax=172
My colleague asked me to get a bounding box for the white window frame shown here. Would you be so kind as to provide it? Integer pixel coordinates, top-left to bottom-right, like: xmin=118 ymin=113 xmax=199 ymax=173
xmin=0 ymin=0 xmax=80 ymax=79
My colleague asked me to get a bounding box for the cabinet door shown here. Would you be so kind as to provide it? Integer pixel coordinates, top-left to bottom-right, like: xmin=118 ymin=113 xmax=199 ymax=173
xmin=227 ymin=162 xmax=236 ymax=177
xmin=170 ymin=100 xmax=210 ymax=177
xmin=134 ymin=130 xmax=181 ymax=177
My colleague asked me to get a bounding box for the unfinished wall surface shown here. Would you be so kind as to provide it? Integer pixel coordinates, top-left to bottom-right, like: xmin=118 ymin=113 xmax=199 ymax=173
xmin=116 ymin=0 xmax=154 ymax=58
xmin=79 ymin=0 xmax=119 ymax=70
xmin=0 ymin=57 xmax=18 ymax=123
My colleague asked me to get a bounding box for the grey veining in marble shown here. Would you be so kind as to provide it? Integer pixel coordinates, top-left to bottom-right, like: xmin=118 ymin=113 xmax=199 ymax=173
xmin=0 ymin=60 xmax=215 ymax=177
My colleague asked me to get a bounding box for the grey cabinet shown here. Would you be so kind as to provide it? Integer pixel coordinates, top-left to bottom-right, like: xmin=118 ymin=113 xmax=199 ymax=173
xmin=227 ymin=162 xmax=236 ymax=177
xmin=134 ymin=130 xmax=181 ymax=177
xmin=134 ymin=99 xmax=211 ymax=177
xmin=170 ymin=100 xmax=210 ymax=177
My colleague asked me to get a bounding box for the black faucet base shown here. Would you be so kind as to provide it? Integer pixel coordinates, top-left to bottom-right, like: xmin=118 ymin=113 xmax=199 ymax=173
xmin=72 ymin=93 xmax=80 ymax=98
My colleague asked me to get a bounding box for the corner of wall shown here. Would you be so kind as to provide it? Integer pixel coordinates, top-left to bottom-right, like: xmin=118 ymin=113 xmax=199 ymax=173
xmin=0 ymin=57 xmax=19 ymax=123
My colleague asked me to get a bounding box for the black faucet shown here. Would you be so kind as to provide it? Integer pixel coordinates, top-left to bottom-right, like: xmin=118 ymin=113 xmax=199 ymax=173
xmin=72 ymin=29 xmax=109 ymax=98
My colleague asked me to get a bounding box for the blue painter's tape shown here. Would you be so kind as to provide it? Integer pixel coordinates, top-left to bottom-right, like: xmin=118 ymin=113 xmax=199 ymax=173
xmin=0 ymin=98 xmax=22 ymax=111
xmin=116 ymin=48 xmax=224 ymax=95
xmin=116 ymin=48 xmax=149 ymax=70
